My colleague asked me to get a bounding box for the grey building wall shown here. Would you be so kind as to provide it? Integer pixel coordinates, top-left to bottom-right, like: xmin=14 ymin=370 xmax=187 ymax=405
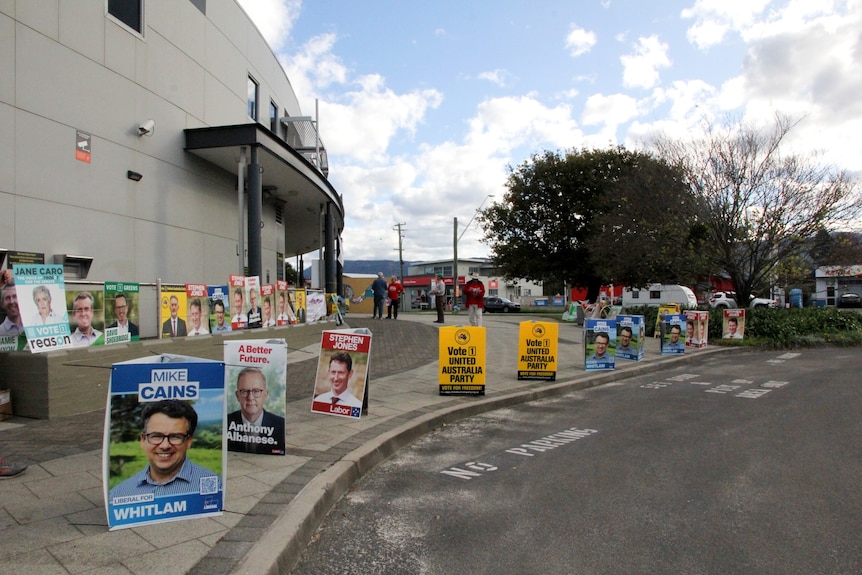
xmin=0 ymin=0 xmax=312 ymax=285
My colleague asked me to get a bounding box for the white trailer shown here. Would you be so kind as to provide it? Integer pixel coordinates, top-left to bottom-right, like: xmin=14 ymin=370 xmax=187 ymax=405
xmin=622 ymin=284 xmax=698 ymax=308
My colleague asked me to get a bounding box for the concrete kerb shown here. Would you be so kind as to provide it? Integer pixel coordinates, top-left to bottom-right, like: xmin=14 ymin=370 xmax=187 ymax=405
xmin=232 ymin=345 xmax=732 ymax=575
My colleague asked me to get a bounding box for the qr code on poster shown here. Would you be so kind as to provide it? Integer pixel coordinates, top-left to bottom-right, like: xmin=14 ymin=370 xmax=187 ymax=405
xmin=200 ymin=475 xmax=219 ymax=495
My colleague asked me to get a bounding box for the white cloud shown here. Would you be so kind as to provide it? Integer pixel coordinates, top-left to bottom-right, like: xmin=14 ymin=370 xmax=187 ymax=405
xmin=620 ymin=35 xmax=671 ymax=89
xmin=565 ymin=24 xmax=597 ymax=57
xmin=478 ymin=69 xmax=511 ymax=87
xmin=681 ymin=0 xmax=771 ymax=49
xmin=237 ymin=0 xmax=300 ymax=52
xmin=581 ymin=93 xmax=641 ymax=128
xmin=319 ymin=75 xmax=443 ymax=164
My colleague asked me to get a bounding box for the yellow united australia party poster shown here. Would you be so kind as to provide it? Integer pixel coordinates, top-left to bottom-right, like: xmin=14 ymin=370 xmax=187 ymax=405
xmin=517 ymin=321 xmax=558 ymax=380
xmin=438 ymin=326 xmax=486 ymax=395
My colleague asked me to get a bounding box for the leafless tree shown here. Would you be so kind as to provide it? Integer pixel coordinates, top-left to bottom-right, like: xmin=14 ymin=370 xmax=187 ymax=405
xmin=652 ymin=115 xmax=861 ymax=306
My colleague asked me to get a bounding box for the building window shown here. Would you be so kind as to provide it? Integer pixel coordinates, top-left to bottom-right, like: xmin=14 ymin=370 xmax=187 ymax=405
xmin=247 ymin=76 xmax=259 ymax=120
xmin=107 ymin=0 xmax=143 ymax=34
xmin=270 ymin=100 xmax=279 ymax=133
xmin=650 ymin=290 xmax=661 ymax=299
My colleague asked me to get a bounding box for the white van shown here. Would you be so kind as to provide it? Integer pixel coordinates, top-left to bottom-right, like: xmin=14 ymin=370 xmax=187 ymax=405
xmin=622 ymin=284 xmax=698 ymax=308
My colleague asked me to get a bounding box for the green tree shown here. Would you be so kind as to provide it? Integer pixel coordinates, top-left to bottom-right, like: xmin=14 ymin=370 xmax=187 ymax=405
xmin=653 ymin=115 xmax=861 ymax=306
xmin=480 ymin=147 xmax=703 ymax=302
xmin=284 ymin=261 xmax=299 ymax=286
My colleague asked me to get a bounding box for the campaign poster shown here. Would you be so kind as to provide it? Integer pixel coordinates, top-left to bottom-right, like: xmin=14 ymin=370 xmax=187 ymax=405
xmin=224 ymin=339 xmax=287 ymax=454
xmin=160 ymin=285 xmax=188 ymax=338
xmin=685 ymin=310 xmax=709 ymax=348
xmin=229 ymin=275 xmax=247 ymax=330
xmin=584 ymin=318 xmax=615 ymax=371
xmin=245 ymin=276 xmax=262 ymax=329
xmin=208 ymin=285 xmax=231 ymax=334
xmin=615 ymin=315 xmax=645 ymax=361
xmin=14 ymin=264 xmax=73 ymax=353
xmin=66 ymin=287 xmax=106 ymax=348
xmin=311 ymin=329 xmax=372 ymax=419
xmin=654 ymin=304 xmax=682 ymax=338
xmin=0 ymin=335 xmax=26 ymax=352
xmin=104 ymin=282 xmax=140 ymax=345
xmin=185 ymin=284 xmax=209 ymax=336
xmin=438 ymin=326 xmax=486 ymax=395
xmin=517 ymin=321 xmax=557 ymax=381
xmin=260 ymin=284 xmax=277 ymax=328
xmin=306 ymin=291 xmax=327 ymax=323
xmin=294 ymin=288 xmax=307 ymax=324
xmin=722 ymin=308 xmax=746 ymax=340
xmin=103 ymin=355 xmax=226 ymax=530
xmin=661 ymin=314 xmax=687 ymax=354
xmin=276 ymin=280 xmax=296 ymax=326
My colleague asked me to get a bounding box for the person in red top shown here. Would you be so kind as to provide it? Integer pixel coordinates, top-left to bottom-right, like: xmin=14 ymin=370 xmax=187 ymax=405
xmin=386 ymin=276 xmax=405 ymax=319
xmin=463 ymin=273 xmax=486 ymax=327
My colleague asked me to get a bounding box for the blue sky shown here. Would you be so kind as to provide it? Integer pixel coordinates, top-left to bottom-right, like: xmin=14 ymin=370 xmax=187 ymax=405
xmin=239 ymin=0 xmax=862 ymax=263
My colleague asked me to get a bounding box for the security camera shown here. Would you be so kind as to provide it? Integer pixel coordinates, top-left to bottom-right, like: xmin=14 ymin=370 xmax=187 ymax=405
xmin=138 ymin=119 xmax=155 ymax=136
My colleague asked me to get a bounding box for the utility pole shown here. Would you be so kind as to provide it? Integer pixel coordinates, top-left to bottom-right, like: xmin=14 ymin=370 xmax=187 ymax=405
xmin=394 ymin=223 xmax=406 ymax=313
xmin=393 ymin=223 xmax=406 ymax=280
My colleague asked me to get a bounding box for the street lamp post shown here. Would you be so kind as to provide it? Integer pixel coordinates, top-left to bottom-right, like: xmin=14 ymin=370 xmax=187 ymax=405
xmin=453 ymin=195 xmax=493 ymax=303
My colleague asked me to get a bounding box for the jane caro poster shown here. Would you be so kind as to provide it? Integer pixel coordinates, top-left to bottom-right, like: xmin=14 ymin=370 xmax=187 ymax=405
xmin=224 ymin=340 xmax=287 ymax=455
xmin=103 ymin=355 xmax=226 ymax=530
xmin=15 ymin=264 xmax=73 ymax=353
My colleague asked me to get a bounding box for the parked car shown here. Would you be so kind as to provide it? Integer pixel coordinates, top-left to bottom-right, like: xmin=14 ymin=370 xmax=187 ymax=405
xmin=709 ymin=291 xmax=777 ymax=309
xmin=837 ymin=293 xmax=862 ymax=308
xmin=483 ymin=296 xmax=521 ymax=313
xmin=708 ymin=291 xmax=738 ymax=309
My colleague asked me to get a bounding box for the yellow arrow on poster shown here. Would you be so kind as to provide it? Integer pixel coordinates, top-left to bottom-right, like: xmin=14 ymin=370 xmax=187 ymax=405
xmin=517 ymin=321 xmax=558 ymax=380
xmin=438 ymin=326 xmax=486 ymax=395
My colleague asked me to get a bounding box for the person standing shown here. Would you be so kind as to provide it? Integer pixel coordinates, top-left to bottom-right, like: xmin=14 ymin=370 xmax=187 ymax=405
xmin=463 ymin=273 xmax=485 ymax=327
xmin=371 ymin=272 xmax=387 ymax=319
xmin=430 ymin=273 xmax=446 ymax=324
xmin=386 ymin=275 xmax=404 ymax=319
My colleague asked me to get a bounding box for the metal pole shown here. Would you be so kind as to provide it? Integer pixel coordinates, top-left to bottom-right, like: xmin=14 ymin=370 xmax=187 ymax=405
xmin=237 ymin=147 xmax=246 ymax=274
xmin=453 ymin=217 xmax=458 ymax=301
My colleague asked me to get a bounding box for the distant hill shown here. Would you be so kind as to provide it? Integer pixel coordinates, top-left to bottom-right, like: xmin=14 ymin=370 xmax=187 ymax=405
xmin=304 ymin=260 xmax=409 ymax=278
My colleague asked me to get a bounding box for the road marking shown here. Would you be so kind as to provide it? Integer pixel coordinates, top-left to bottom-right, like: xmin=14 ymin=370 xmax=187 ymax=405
xmin=767 ymin=352 xmax=801 ymax=364
xmin=440 ymin=427 xmax=598 ymax=480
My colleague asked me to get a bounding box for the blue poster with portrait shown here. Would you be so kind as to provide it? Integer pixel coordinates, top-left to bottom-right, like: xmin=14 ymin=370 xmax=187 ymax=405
xmin=615 ymin=315 xmax=645 ymax=361
xmin=584 ymin=318 xmax=615 ymax=371
xmin=103 ymin=355 xmax=226 ymax=530
xmin=661 ymin=314 xmax=687 ymax=355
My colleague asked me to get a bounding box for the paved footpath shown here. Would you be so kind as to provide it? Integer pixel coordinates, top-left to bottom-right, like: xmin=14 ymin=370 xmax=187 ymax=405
xmin=0 ymin=312 xmax=726 ymax=574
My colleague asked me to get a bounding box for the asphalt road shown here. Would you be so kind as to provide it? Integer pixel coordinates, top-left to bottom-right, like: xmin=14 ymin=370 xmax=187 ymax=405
xmin=290 ymin=347 xmax=862 ymax=575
